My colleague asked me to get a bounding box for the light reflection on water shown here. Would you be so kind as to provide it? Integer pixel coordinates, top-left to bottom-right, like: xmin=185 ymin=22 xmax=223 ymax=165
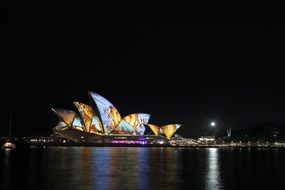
xmin=2 ymin=150 xmax=11 ymax=188
xmin=205 ymin=148 xmax=222 ymax=190
xmin=0 ymin=147 xmax=284 ymax=190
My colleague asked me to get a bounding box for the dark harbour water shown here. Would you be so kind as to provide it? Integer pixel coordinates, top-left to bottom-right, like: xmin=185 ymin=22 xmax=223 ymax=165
xmin=0 ymin=147 xmax=284 ymax=190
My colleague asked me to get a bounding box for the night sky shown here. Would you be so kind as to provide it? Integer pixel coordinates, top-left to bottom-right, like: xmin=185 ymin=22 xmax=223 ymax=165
xmin=4 ymin=6 xmax=285 ymax=138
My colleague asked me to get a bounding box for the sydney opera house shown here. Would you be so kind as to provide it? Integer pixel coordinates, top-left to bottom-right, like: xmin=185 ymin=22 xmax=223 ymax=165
xmin=51 ymin=91 xmax=181 ymax=146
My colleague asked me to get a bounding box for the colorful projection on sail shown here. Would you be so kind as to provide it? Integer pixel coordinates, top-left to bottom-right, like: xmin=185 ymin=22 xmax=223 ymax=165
xmin=52 ymin=92 xmax=181 ymax=137
xmin=161 ymin=124 xmax=181 ymax=139
xmin=148 ymin=124 xmax=160 ymax=136
xmin=115 ymin=113 xmax=150 ymax=134
xmin=90 ymin=115 xmax=103 ymax=134
xmin=115 ymin=120 xmax=136 ymax=134
xmin=74 ymin=102 xmax=95 ymax=132
xmin=148 ymin=124 xmax=181 ymax=139
xmin=89 ymin=92 xmax=121 ymax=134
xmin=119 ymin=113 xmax=150 ymax=135
xmin=52 ymin=108 xmax=76 ymax=125
xmin=72 ymin=115 xmax=84 ymax=131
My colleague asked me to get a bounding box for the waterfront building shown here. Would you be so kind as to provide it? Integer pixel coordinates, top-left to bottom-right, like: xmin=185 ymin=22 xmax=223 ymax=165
xmin=51 ymin=91 xmax=182 ymax=146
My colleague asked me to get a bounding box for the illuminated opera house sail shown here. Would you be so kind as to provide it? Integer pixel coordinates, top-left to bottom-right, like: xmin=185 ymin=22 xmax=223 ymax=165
xmin=52 ymin=91 xmax=182 ymax=145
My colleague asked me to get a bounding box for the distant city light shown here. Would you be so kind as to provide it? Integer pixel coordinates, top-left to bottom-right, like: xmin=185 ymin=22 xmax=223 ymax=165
xmin=210 ymin=121 xmax=216 ymax=127
xmin=157 ymin=140 xmax=165 ymax=144
xmin=111 ymin=140 xmax=147 ymax=145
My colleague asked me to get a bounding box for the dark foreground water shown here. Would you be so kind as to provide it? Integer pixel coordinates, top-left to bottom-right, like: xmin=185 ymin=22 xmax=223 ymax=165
xmin=0 ymin=147 xmax=284 ymax=190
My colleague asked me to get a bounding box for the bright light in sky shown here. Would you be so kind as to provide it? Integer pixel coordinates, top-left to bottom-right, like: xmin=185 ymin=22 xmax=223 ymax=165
xmin=210 ymin=121 xmax=216 ymax=127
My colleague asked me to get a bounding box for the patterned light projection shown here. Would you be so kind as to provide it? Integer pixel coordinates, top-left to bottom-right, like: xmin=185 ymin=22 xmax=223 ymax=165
xmin=89 ymin=92 xmax=121 ymax=134
xmin=90 ymin=115 xmax=103 ymax=134
xmin=161 ymin=124 xmax=181 ymax=139
xmin=148 ymin=124 xmax=160 ymax=136
xmin=148 ymin=123 xmax=181 ymax=139
xmin=118 ymin=113 xmax=150 ymax=135
xmin=74 ymin=102 xmax=95 ymax=132
xmin=115 ymin=120 xmax=135 ymax=134
xmin=72 ymin=115 xmax=84 ymax=131
xmin=52 ymin=108 xmax=76 ymax=125
xmin=52 ymin=91 xmax=181 ymax=138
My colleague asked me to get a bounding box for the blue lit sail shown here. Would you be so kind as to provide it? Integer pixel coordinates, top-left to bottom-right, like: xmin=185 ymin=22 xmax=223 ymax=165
xmin=89 ymin=92 xmax=121 ymax=134
xmin=90 ymin=115 xmax=103 ymax=133
xmin=117 ymin=113 xmax=150 ymax=135
xmin=117 ymin=120 xmax=136 ymax=134
xmin=72 ymin=116 xmax=83 ymax=128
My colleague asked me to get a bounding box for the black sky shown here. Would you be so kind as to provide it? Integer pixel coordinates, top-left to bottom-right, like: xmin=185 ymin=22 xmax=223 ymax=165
xmin=4 ymin=6 xmax=285 ymax=137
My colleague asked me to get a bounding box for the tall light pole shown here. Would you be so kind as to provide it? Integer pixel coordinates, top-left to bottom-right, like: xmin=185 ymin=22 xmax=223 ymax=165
xmin=210 ymin=121 xmax=217 ymax=136
xmin=202 ymin=120 xmax=217 ymax=136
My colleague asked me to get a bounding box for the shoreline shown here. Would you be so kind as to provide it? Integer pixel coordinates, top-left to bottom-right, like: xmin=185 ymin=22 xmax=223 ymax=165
xmin=20 ymin=142 xmax=285 ymax=149
xmin=2 ymin=137 xmax=285 ymax=149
